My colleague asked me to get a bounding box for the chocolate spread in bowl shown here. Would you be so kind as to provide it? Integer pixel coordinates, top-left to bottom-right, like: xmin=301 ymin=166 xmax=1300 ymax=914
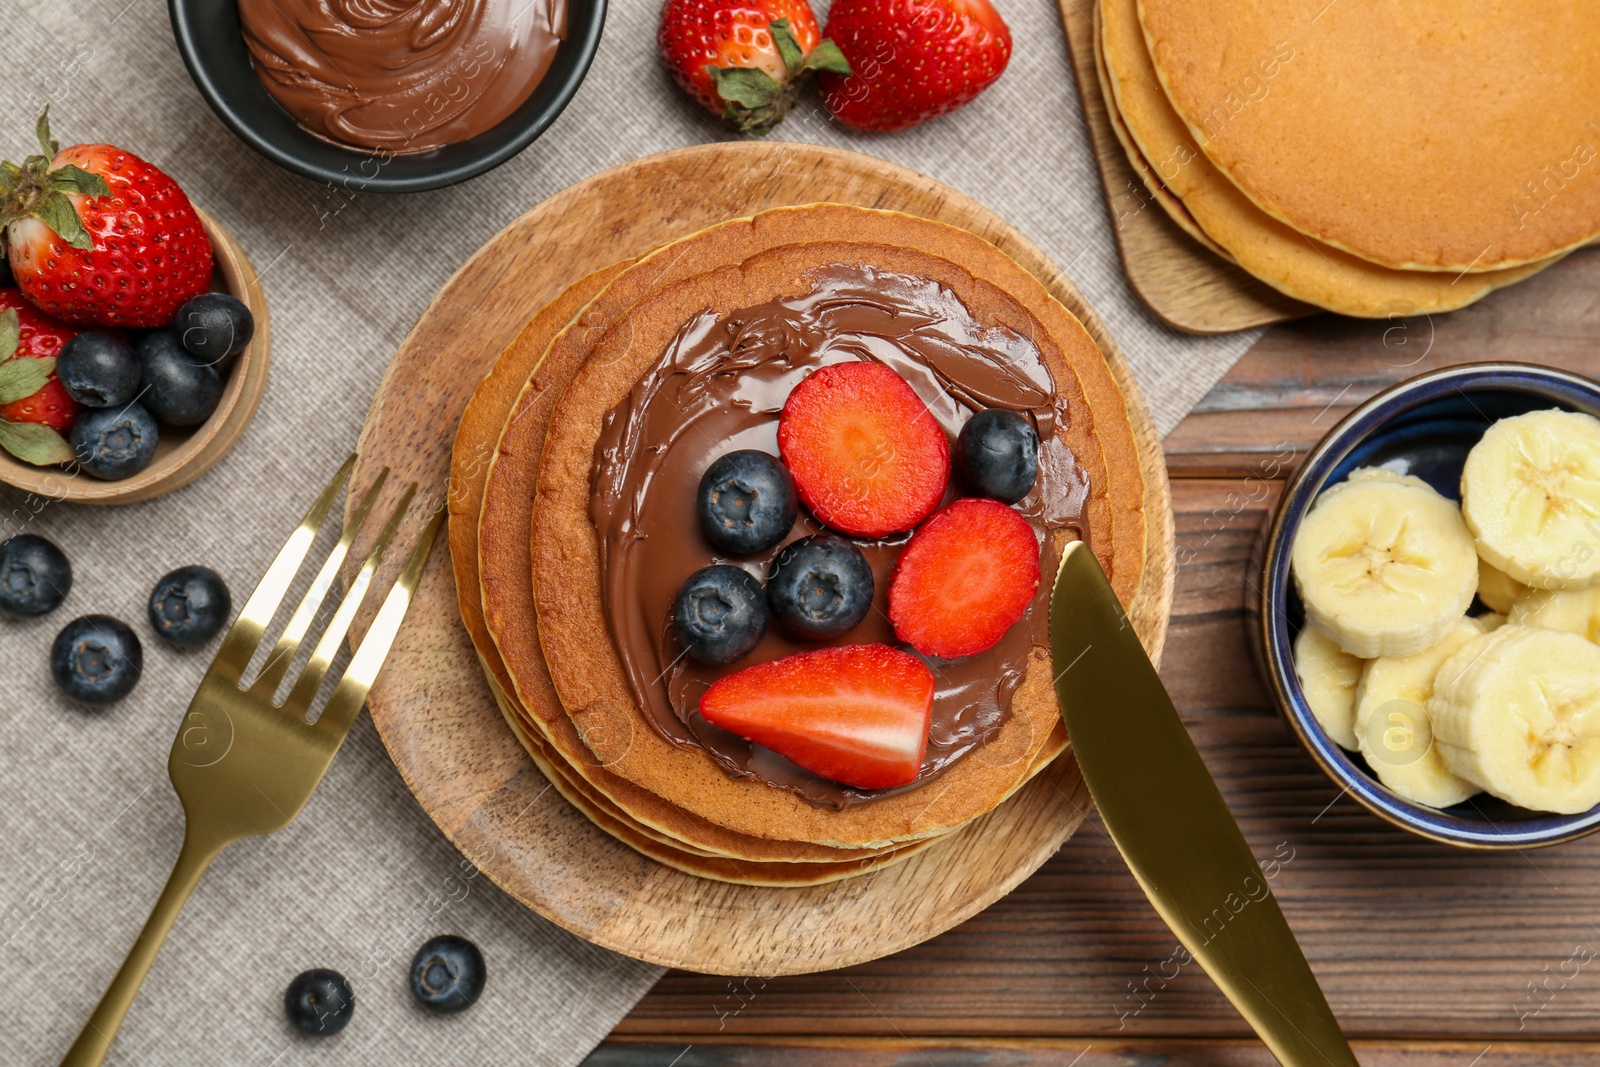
xmin=589 ymin=265 xmax=1091 ymax=808
xmin=238 ymin=0 xmax=566 ymax=154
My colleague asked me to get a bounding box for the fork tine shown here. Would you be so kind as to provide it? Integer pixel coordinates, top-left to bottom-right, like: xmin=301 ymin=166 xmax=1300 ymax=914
xmin=212 ymin=454 xmax=357 ymax=681
xmin=253 ymin=468 xmax=390 ymax=697
xmin=315 ymin=503 xmax=445 ymax=739
xmin=282 ymin=482 xmax=418 ymax=716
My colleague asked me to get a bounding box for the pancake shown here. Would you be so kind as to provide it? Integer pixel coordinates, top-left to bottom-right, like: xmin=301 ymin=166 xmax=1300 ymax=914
xmin=484 ymin=671 xmax=931 ymax=885
xmin=451 ymin=261 xmax=904 ymax=864
xmin=531 ymin=226 xmax=1147 ymax=848
xmin=1136 ymin=0 xmax=1600 ymax=272
xmin=1090 ymin=0 xmax=1232 ymax=263
xmin=1102 ymin=0 xmax=1560 ymax=316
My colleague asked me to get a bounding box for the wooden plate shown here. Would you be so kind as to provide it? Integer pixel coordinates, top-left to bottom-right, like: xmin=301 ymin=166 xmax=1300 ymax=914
xmin=348 ymin=142 xmax=1175 ymax=976
xmin=1056 ymin=0 xmax=1312 ymax=334
xmin=0 ymin=206 xmax=271 ymax=504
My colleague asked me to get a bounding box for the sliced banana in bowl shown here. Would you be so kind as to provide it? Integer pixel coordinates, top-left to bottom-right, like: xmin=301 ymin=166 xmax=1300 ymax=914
xmin=1291 ymin=467 xmax=1478 ymax=659
xmin=1292 ymin=627 xmax=1363 ymax=751
xmin=1431 ymin=626 xmax=1600 ymax=815
xmin=1353 ymin=617 xmax=1483 ymax=810
xmin=1462 ymin=409 xmax=1600 ymax=590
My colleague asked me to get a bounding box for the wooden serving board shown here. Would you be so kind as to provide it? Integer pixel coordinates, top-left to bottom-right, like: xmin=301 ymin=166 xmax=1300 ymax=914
xmin=347 ymin=142 xmax=1175 ymax=976
xmin=1057 ymin=0 xmax=1311 ymax=334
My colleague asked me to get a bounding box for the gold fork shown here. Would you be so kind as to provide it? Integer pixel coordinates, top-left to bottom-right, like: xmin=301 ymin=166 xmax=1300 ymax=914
xmin=60 ymin=455 xmax=442 ymax=1066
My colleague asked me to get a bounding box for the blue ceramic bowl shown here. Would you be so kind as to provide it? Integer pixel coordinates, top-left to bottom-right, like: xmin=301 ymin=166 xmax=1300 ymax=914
xmin=1258 ymin=363 xmax=1600 ymax=848
xmin=168 ymin=0 xmax=606 ymax=192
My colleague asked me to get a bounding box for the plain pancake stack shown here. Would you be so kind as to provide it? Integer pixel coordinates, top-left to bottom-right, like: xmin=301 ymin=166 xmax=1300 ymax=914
xmin=1094 ymin=0 xmax=1600 ymax=317
xmin=446 ymin=203 xmax=1153 ymax=885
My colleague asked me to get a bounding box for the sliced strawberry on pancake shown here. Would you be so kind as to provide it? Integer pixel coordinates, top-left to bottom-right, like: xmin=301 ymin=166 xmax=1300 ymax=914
xmin=699 ymin=643 xmax=935 ymax=789
xmin=777 ymin=361 xmax=950 ymax=537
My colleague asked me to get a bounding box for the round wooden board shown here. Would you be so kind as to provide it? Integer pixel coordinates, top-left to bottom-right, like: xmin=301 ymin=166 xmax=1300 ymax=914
xmin=349 ymin=142 xmax=1175 ymax=976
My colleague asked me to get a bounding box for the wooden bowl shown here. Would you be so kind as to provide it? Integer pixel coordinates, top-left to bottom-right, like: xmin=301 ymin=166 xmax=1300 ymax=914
xmin=0 ymin=207 xmax=270 ymax=504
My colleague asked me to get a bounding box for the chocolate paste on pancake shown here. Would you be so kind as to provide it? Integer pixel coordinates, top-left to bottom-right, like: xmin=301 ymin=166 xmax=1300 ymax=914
xmin=590 ymin=265 xmax=1089 ymax=808
xmin=238 ymin=0 xmax=566 ymax=154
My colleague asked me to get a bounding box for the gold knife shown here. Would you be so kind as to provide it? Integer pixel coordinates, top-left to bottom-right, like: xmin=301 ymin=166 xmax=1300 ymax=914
xmin=1049 ymin=540 xmax=1357 ymax=1065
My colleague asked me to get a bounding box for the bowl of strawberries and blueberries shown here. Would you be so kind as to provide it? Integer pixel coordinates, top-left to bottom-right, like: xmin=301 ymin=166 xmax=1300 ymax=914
xmin=672 ymin=361 xmax=1045 ymax=793
xmin=0 ymin=110 xmax=260 ymax=497
xmin=659 ymin=0 xmax=1011 ymax=136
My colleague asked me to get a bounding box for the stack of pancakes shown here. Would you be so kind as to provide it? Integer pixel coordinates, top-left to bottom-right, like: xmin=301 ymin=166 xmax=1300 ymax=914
xmin=1094 ymin=0 xmax=1600 ymax=318
xmin=447 ymin=204 xmax=1150 ymax=886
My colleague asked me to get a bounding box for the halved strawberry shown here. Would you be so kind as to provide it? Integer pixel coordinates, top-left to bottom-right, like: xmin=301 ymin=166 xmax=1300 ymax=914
xmin=699 ymin=643 xmax=934 ymax=789
xmin=0 ymin=289 xmax=80 ymax=462
xmin=888 ymin=498 xmax=1041 ymax=658
xmin=777 ymin=361 xmax=950 ymax=537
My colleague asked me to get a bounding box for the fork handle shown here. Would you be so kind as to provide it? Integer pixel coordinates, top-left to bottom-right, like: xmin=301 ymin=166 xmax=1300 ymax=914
xmin=60 ymin=832 xmax=224 ymax=1066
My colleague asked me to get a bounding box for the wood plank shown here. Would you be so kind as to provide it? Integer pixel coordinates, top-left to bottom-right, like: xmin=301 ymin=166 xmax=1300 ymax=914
xmin=619 ymin=478 xmax=1600 ymax=1039
xmin=1165 ymin=245 xmax=1600 ymax=476
xmin=585 ymin=1037 xmax=1600 ymax=1066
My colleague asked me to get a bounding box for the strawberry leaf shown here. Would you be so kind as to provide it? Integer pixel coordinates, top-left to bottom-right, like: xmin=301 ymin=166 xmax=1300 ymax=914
xmin=0 ymin=419 xmax=73 ymax=466
xmin=35 ymin=106 xmax=58 ymax=160
xmin=32 ymin=189 xmax=93 ymax=250
xmin=48 ymin=164 xmax=110 ymax=199
xmin=770 ymin=18 xmax=805 ymax=77
xmin=0 ymin=308 xmax=17 ymax=361
xmin=0 ymin=356 xmax=53 ymax=405
xmin=708 ymin=66 xmax=785 ymax=109
xmin=799 ymin=39 xmax=852 ymax=76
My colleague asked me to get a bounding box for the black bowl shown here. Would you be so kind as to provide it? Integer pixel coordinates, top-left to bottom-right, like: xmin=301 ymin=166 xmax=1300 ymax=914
xmin=168 ymin=0 xmax=606 ymax=193
xmin=1257 ymin=363 xmax=1600 ymax=849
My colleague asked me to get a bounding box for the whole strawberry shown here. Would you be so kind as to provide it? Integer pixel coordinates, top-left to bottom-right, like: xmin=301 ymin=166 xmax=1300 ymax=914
xmin=0 ymin=110 xmax=212 ymax=328
xmin=0 ymin=289 xmax=81 ymax=465
xmin=819 ymin=0 xmax=1012 ymax=132
xmin=660 ymin=0 xmax=851 ymax=134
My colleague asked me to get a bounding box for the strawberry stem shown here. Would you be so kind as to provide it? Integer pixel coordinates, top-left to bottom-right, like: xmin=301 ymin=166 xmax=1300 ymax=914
xmin=0 ymin=108 xmax=110 ymax=252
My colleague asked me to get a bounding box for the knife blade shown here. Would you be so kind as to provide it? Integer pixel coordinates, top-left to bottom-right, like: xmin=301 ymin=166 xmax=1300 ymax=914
xmin=1049 ymin=540 xmax=1357 ymax=1066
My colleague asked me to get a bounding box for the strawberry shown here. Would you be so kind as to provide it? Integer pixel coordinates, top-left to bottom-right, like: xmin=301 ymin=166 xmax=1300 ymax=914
xmin=777 ymin=361 xmax=950 ymax=537
xmin=888 ymin=498 xmax=1040 ymax=658
xmin=0 ymin=289 xmax=80 ymax=465
xmin=700 ymin=643 xmax=934 ymax=789
xmin=659 ymin=0 xmax=852 ymax=134
xmin=0 ymin=109 xmax=212 ymax=328
xmin=818 ymin=0 xmax=1012 ymax=132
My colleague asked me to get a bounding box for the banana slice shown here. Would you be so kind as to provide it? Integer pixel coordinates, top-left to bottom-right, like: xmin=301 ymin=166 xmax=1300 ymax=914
xmin=1461 ymin=409 xmax=1600 ymax=590
xmin=1476 ymin=612 xmax=1507 ymax=631
xmin=1509 ymin=584 xmax=1600 ymax=642
xmin=1293 ymin=626 xmax=1364 ymax=750
xmin=1354 ymin=617 xmax=1482 ymax=808
xmin=1476 ymin=558 xmax=1529 ymax=614
xmin=1431 ymin=625 xmax=1600 ymax=813
xmin=1292 ymin=467 xmax=1478 ymax=658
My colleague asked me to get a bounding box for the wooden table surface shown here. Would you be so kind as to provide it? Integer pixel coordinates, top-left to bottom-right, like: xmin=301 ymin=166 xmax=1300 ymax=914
xmin=582 ymin=247 xmax=1600 ymax=1065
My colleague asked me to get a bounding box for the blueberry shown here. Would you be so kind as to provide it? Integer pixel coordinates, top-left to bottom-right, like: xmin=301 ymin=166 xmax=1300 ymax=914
xmin=284 ymin=968 xmax=354 ymax=1037
xmin=50 ymin=614 xmax=141 ymax=705
xmin=956 ymin=409 xmax=1040 ymax=504
xmin=55 ymin=333 xmax=141 ymax=407
xmin=672 ymin=564 xmax=767 ymax=665
xmin=70 ymin=403 xmax=159 ymax=480
xmin=697 ymin=450 xmax=798 ymax=554
xmin=0 ymin=534 xmax=71 ymax=617
xmin=409 ymin=935 xmax=486 ymax=1014
xmin=148 ymin=565 xmax=231 ymax=646
xmin=173 ymin=292 xmax=254 ymax=366
xmin=765 ymin=534 xmax=874 ymax=639
xmin=136 ymin=329 xmax=223 ymax=426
